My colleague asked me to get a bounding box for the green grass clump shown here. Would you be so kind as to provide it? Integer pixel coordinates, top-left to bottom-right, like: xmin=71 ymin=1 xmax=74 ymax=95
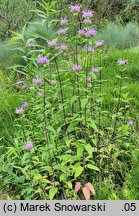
xmin=95 ymin=22 xmax=139 ymax=49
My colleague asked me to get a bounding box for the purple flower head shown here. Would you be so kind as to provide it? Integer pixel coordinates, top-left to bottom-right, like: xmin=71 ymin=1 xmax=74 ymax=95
xmin=34 ymin=78 xmax=43 ymax=85
xmin=83 ymin=19 xmax=92 ymax=24
xmin=21 ymin=84 xmax=27 ymax=89
xmin=96 ymin=99 xmax=101 ymax=104
xmin=72 ymin=65 xmax=81 ymax=71
xmin=85 ymin=28 xmax=97 ymax=37
xmin=22 ymin=102 xmax=29 ymax=109
xmin=37 ymin=56 xmax=49 ymax=64
xmin=78 ymin=29 xmax=85 ymax=35
xmin=15 ymin=107 xmax=24 ymax=114
xmin=38 ymin=92 xmax=44 ymax=97
xmin=60 ymin=17 xmax=68 ymax=25
xmin=59 ymin=44 xmax=68 ymax=51
xmin=82 ymin=10 xmax=94 ymax=18
xmin=51 ymin=80 xmax=57 ymax=85
xmin=92 ymin=67 xmax=100 ymax=73
xmin=127 ymin=120 xmax=134 ymax=125
xmin=69 ymin=5 xmax=81 ymax=13
xmin=47 ymin=40 xmax=57 ymax=47
xmin=95 ymin=41 xmax=104 ymax=47
xmin=25 ymin=141 xmax=34 ymax=150
xmin=117 ymin=59 xmax=128 ymax=65
xmin=58 ymin=28 xmax=67 ymax=35
xmin=87 ymin=77 xmax=92 ymax=82
xmin=87 ymin=46 xmax=94 ymax=52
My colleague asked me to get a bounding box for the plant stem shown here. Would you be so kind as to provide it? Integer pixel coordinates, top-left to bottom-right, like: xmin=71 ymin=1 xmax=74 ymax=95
xmin=98 ymin=50 xmax=102 ymax=184
xmin=55 ymin=58 xmax=66 ymax=125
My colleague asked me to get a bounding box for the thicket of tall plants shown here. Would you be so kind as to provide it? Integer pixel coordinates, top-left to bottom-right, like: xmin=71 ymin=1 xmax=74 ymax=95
xmin=0 ymin=0 xmax=36 ymax=40
xmin=0 ymin=0 xmax=139 ymax=200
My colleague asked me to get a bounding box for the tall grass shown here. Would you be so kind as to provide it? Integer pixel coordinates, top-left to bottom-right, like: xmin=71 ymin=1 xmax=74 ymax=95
xmin=95 ymin=22 xmax=139 ymax=49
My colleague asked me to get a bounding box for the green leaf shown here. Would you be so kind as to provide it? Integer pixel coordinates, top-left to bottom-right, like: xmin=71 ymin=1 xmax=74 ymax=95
xmin=60 ymin=173 xmax=67 ymax=182
xmin=87 ymin=120 xmax=98 ymax=131
xmin=92 ymin=139 xmax=97 ymax=146
xmin=66 ymin=139 xmax=72 ymax=147
xmin=74 ymin=166 xmax=84 ymax=178
xmin=71 ymin=95 xmax=78 ymax=105
xmin=66 ymin=181 xmax=72 ymax=189
xmin=35 ymin=188 xmax=42 ymax=194
xmin=81 ymin=98 xmax=88 ymax=109
xmin=86 ymin=164 xmax=100 ymax=172
xmin=76 ymin=143 xmax=84 ymax=157
xmin=47 ymin=125 xmax=56 ymax=135
xmin=84 ymin=144 xmax=93 ymax=156
xmin=49 ymin=187 xmax=58 ymax=200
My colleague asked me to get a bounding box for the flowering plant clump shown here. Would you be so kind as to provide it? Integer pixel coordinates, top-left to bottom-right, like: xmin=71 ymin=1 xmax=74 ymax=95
xmin=2 ymin=1 xmax=137 ymax=201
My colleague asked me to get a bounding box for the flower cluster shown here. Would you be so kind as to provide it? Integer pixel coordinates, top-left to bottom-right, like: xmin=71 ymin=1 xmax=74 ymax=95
xmin=69 ymin=5 xmax=81 ymax=13
xmin=117 ymin=59 xmax=128 ymax=65
xmin=25 ymin=141 xmax=34 ymax=150
xmin=92 ymin=67 xmax=100 ymax=73
xmin=47 ymin=40 xmax=57 ymax=47
xmin=72 ymin=65 xmax=81 ymax=71
xmin=37 ymin=56 xmax=49 ymax=64
xmin=16 ymin=81 xmax=27 ymax=89
xmin=59 ymin=44 xmax=68 ymax=51
xmin=33 ymin=78 xmax=43 ymax=85
xmin=83 ymin=19 xmax=92 ymax=24
xmin=58 ymin=28 xmax=67 ymax=35
xmin=87 ymin=46 xmax=94 ymax=52
xmin=15 ymin=102 xmax=29 ymax=114
xmin=78 ymin=28 xmax=97 ymax=37
xmin=82 ymin=10 xmax=94 ymax=18
xmin=127 ymin=120 xmax=134 ymax=125
xmin=51 ymin=80 xmax=57 ymax=85
xmin=85 ymin=28 xmax=97 ymax=37
xmin=78 ymin=29 xmax=85 ymax=35
xmin=95 ymin=41 xmax=104 ymax=47
xmin=60 ymin=17 xmax=68 ymax=25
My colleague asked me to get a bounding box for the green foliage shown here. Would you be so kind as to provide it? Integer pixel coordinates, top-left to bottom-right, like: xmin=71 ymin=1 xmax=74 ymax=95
xmin=121 ymin=150 xmax=139 ymax=200
xmin=0 ymin=0 xmax=36 ymax=40
xmin=95 ymin=22 xmax=139 ymax=49
xmin=0 ymin=71 xmax=21 ymax=155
